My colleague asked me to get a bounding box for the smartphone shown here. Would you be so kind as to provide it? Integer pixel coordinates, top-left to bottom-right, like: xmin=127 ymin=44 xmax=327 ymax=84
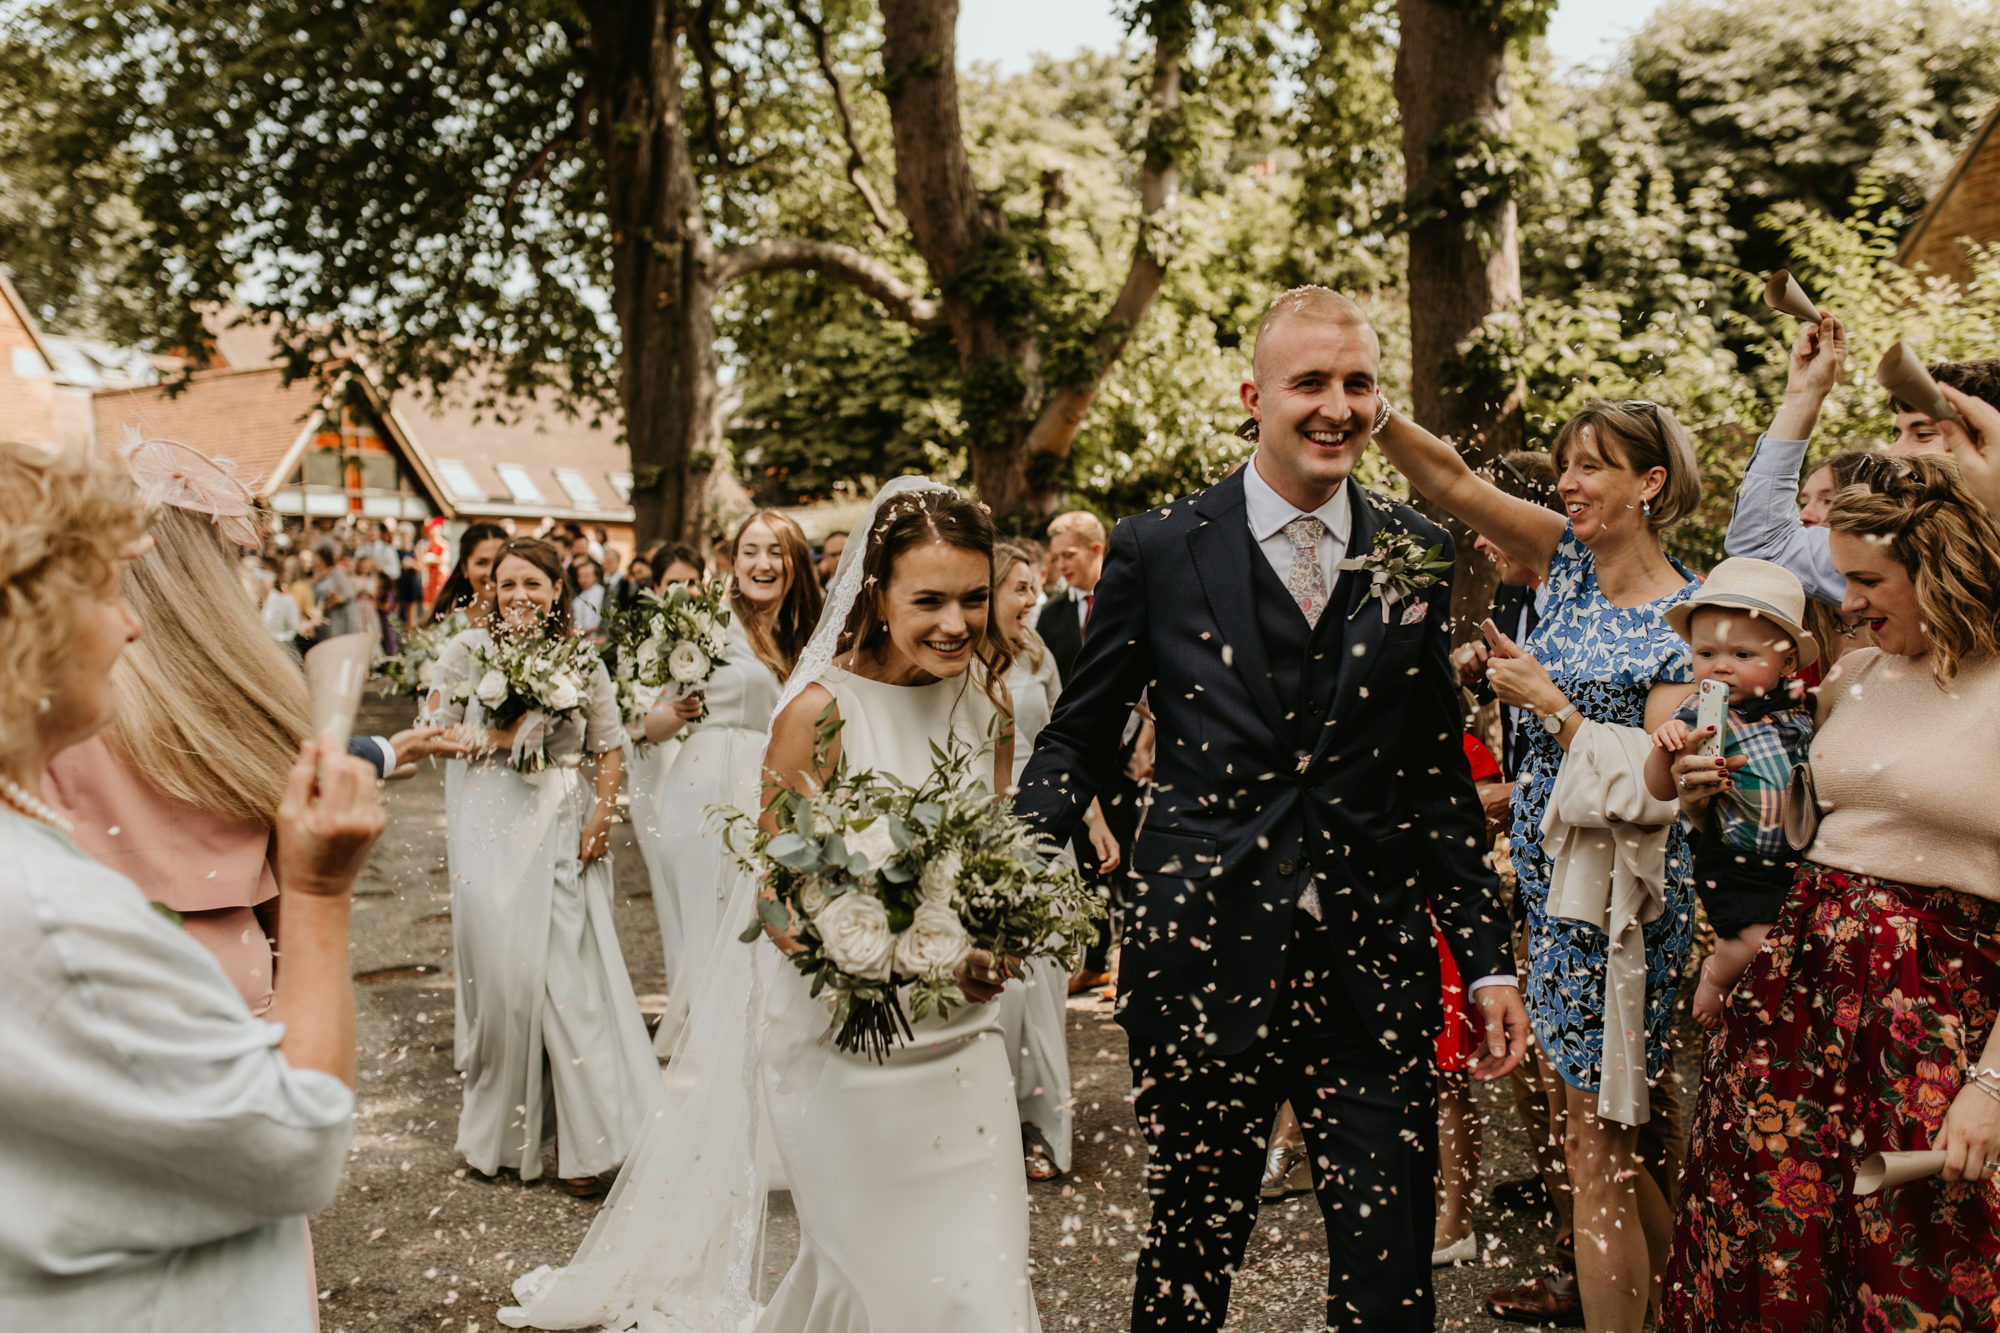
xmin=1695 ymin=679 xmax=1729 ymax=758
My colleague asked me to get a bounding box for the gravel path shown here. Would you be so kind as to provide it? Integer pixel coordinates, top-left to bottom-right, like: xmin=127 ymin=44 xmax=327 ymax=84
xmin=311 ymin=695 xmax=1615 ymax=1332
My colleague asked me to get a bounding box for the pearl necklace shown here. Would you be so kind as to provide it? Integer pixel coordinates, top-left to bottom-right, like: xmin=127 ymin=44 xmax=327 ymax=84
xmin=0 ymin=774 xmax=73 ymax=835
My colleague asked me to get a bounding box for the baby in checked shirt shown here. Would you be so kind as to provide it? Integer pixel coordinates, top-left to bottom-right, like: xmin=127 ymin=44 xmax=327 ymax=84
xmin=1643 ymin=558 xmax=1818 ymax=1029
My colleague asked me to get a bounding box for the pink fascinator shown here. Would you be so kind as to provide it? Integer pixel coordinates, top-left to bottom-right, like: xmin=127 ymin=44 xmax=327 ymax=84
xmin=119 ymin=426 xmax=266 ymax=550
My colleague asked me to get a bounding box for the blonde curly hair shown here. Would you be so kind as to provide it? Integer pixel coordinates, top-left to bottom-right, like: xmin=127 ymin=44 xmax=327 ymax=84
xmin=1826 ymin=453 xmax=2000 ymax=688
xmin=0 ymin=442 xmax=154 ymax=772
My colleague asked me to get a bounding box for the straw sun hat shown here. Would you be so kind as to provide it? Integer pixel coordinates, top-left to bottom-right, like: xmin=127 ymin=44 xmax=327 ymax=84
xmin=1664 ymin=557 xmax=1819 ymax=669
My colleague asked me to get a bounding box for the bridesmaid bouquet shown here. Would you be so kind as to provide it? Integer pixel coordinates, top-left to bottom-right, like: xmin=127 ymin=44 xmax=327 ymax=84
xmin=610 ymin=581 xmax=732 ymax=725
xmin=447 ymin=625 xmax=600 ymax=772
xmin=724 ymin=720 xmax=1103 ymax=1061
xmin=377 ymin=609 xmax=467 ymax=696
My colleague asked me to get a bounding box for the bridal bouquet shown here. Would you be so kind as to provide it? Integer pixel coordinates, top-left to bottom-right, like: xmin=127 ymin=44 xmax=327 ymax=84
xmin=725 ymin=718 xmax=1103 ymax=1061
xmin=377 ymin=609 xmax=467 ymax=696
xmin=447 ymin=624 xmax=601 ymax=772
xmin=611 ymin=581 xmax=732 ymax=725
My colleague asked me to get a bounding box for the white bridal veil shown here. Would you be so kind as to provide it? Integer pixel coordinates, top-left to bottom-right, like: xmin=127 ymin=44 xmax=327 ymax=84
xmin=500 ymin=475 xmax=957 ymax=1332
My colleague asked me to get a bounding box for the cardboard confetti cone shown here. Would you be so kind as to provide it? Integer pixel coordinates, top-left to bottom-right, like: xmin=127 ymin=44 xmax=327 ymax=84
xmin=1852 ymin=1150 xmax=1947 ymax=1196
xmin=1876 ymin=342 xmax=1963 ymax=425
xmin=305 ymin=633 xmax=376 ymax=752
xmin=1764 ymin=269 xmax=1822 ymax=323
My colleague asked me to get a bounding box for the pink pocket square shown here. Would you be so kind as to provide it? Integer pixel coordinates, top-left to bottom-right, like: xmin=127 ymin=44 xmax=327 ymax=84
xmin=1400 ymin=600 xmax=1428 ymax=626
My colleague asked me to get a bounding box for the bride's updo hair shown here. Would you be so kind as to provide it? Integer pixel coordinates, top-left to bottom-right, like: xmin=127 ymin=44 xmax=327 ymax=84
xmin=839 ymin=487 xmax=1014 ymax=713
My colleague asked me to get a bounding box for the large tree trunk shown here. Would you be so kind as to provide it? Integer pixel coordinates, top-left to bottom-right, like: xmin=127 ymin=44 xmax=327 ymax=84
xmin=1393 ymin=0 xmax=1526 ymax=642
xmin=587 ymin=0 xmax=718 ymax=548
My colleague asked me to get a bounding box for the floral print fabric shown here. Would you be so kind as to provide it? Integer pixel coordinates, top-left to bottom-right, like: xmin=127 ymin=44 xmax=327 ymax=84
xmin=1663 ymin=864 xmax=2000 ymax=1332
xmin=1512 ymin=524 xmax=1698 ymax=1090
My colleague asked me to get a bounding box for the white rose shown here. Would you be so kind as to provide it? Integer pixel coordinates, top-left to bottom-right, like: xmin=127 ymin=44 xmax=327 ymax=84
xmin=476 ymin=669 xmax=508 ymax=706
xmin=893 ymin=899 xmax=973 ymax=977
xmin=846 ymin=818 xmax=899 ymax=872
xmin=917 ymin=848 xmax=962 ymax=906
xmin=797 ymin=880 xmax=829 ymax=917
xmin=637 ymin=635 xmax=663 ymax=668
xmin=814 ymin=891 xmax=894 ymax=981
xmin=692 ymin=611 xmax=716 ymax=640
xmin=667 ymin=640 xmax=711 ymax=685
xmin=546 ymin=673 xmax=580 ymax=711
xmin=632 ymin=681 xmax=663 ymax=714
xmin=417 ymin=660 xmax=437 ymax=687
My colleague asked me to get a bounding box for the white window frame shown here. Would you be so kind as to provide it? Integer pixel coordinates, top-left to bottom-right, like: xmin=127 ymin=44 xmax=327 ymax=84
xmin=554 ymin=467 xmax=601 ymax=509
xmin=436 ymin=459 xmax=487 ymax=501
xmin=494 ymin=463 xmax=546 ymax=504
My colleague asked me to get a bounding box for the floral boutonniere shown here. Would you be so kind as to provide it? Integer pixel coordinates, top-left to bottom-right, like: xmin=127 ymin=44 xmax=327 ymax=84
xmin=1337 ymin=528 xmax=1454 ymax=623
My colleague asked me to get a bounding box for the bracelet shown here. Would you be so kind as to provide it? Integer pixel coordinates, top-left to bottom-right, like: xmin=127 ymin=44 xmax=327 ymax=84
xmin=1969 ymin=1078 xmax=2000 ymax=1106
xmin=1371 ymin=396 xmax=1393 ymax=437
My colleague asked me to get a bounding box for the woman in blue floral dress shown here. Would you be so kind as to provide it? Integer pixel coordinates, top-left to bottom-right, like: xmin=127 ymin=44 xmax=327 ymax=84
xmin=1379 ymin=398 xmax=1701 ymax=1333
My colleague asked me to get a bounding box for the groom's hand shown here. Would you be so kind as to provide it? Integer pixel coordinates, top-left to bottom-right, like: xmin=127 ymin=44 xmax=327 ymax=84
xmin=1470 ymin=984 xmax=1529 ymax=1081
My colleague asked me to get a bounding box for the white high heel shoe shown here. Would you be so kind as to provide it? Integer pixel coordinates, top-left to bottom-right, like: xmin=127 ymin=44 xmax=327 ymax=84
xmin=1431 ymin=1232 xmax=1478 ymax=1267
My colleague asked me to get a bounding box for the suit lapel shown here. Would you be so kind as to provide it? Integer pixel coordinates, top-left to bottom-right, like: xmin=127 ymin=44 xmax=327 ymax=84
xmin=1319 ymin=479 xmax=1392 ymax=754
xmin=1187 ymin=469 xmax=1291 ymax=746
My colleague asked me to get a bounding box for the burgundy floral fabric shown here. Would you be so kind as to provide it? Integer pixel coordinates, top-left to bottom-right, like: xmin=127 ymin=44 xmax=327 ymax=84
xmin=1664 ymin=863 xmax=2000 ymax=1332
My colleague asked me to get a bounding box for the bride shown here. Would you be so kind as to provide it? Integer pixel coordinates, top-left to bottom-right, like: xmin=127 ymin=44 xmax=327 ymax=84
xmin=502 ymin=477 xmax=1041 ymax=1333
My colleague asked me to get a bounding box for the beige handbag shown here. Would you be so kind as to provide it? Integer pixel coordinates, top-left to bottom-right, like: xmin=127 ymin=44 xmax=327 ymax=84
xmin=1783 ymin=763 xmax=1820 ymax=852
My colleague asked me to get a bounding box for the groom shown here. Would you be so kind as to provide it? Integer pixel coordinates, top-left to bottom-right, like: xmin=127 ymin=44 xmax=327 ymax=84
xmin=1016 ymin=286 xmax=1528 ymax=1331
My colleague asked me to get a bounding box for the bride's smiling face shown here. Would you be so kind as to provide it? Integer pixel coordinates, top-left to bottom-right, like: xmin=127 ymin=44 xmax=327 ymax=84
xmin=876 ymin=540 xmax=992 ymax=681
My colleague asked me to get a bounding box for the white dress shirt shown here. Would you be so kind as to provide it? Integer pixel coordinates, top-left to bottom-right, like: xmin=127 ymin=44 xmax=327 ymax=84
xmin=1242 ymin=454 xmax=1518 ymax=1000
xmin=1242 ymin=453 xmax=1354 ymax=586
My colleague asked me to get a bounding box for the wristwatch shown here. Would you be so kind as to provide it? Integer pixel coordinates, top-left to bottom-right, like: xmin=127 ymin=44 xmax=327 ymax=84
xmin=1541 ymin=702 xmax=1580 ymax=735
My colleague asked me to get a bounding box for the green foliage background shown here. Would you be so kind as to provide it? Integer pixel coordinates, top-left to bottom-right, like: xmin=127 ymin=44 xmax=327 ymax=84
xmin=5 ymin=0 xmax=2000 ymax=566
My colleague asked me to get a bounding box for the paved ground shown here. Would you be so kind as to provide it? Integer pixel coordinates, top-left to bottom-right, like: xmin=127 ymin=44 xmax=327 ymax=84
xmin=312 ymin=694 xmax=1611 ymax=1332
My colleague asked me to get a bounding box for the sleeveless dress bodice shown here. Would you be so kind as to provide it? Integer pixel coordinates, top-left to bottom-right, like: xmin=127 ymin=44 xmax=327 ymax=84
xmin=686 ymin=617 xmax=782 ymax=737
xmin=818 ymin=665 xmax=1001 ymax=787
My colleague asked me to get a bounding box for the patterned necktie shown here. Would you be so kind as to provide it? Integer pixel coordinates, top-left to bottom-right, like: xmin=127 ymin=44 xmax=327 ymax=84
xmin=1283 ymin=516 xmax=1330 ymax=628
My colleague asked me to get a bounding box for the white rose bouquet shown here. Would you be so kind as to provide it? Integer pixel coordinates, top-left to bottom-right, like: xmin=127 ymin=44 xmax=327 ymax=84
xmin=609 ymin=580 xmax=732 ymax=726
xmin=722 ymin=717 xmax=1102 ymax=1061
xmin=447 ymin=624 xmax=601 ymax=772
xmin=377 ymin=609 xmax=467 ymax=697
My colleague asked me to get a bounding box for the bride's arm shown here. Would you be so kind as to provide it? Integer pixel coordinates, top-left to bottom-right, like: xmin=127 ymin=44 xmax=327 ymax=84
xmin=755 ymin=685 xmax=841 ymax=955
xmin=991 ymin=675 xmax=1014 ymax=797
xmin=1375 ymin=410 xmax=1568 ymax=582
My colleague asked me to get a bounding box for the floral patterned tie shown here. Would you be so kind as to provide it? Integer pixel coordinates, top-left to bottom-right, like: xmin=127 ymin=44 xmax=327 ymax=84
xmin=1283 ymin=516 xmax=1330 ymax=628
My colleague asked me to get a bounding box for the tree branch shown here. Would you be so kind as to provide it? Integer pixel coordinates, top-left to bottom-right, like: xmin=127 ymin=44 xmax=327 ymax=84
xmin=712 ymin=239 xmax=943 ymax=330
xmin=1023 ymin=30 xmax=1186 ymax=458
xmin=500 ymin=84 xmax=589 ymax=255
xmin=785 ymin=0 xmax=896 ymax=233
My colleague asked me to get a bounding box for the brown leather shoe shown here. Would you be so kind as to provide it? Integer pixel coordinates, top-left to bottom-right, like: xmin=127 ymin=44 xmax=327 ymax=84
xmin=1067 ymin=969 xmax=1111 ymax=996
xmin=1484 ymin=1265 xmax=1582 ymax=1326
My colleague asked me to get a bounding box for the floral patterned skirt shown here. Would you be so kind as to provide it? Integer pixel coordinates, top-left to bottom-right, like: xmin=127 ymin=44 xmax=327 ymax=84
xmin=1662 ymin=863 xmax=2000 ymax=1332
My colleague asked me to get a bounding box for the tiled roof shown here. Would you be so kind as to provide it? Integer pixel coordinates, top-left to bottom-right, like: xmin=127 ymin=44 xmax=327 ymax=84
xmin=382 ymin=385 xmax=633 ymax=520
xmin=93 ymin=367 xmax=327 ymax=493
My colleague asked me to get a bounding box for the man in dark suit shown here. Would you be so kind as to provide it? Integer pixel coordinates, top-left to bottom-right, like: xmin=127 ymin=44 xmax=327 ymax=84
xmin=1033 ymin=510 xmax=1103 ymax=685
xmin=1015 ymin=286 xmax=1527 ymax=1332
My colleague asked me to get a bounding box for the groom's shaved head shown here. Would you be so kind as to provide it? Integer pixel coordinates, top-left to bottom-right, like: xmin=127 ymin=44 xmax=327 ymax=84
xmin=1253 ymin=286 xmax=1374 ymax=382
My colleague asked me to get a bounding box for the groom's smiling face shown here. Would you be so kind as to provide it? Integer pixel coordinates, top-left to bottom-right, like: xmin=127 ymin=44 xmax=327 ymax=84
xmin=1242 ymin=314 xmax=1382 ymax=510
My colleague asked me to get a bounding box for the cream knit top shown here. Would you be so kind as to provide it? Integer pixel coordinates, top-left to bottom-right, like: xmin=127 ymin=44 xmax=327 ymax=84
xmin=1809 ymin=647 xmax=2000 ymax=900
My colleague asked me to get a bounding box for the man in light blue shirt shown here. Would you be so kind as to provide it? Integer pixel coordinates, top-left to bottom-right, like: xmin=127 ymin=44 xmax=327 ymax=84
xmin=1726 ymin=313 xmax=2000 ymax=605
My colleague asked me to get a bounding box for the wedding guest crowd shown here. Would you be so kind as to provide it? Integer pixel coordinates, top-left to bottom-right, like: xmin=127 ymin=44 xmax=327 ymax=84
xmin=6 ymin=268 xmax=1999 ymax=1333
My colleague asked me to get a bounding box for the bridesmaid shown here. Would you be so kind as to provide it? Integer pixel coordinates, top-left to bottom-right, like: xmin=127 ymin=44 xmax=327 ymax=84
xmin=991 ymin=541 xmax=1118 ymax=1180
xmin=428 ymin=537 xmax=657 ymax=1195
xmin=641 ymin=512 xmax=820 ymax=1052
xmin=622 ymin=541 xmax=705 ymax=1015
xmin=424 ymin=521 xmax=508 ymax=628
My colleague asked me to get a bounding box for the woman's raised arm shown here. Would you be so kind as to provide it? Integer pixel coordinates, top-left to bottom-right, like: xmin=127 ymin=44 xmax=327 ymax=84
xmin=1375 ymin=410 xmax=1568 ymax=581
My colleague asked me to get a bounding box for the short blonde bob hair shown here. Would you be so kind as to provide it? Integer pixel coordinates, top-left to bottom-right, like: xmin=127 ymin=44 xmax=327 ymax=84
xmin=1826 ymin=453 xmax=2000 ymax=688
xmin=1550 ymin=399 xmax=1703 ymax=530
xmin=0 ymin=442 xmax=154 ymax=771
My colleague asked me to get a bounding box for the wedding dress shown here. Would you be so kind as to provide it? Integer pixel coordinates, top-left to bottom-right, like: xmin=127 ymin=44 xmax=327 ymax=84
xmin=501 ymin=476 xmax=1040 ymax=1333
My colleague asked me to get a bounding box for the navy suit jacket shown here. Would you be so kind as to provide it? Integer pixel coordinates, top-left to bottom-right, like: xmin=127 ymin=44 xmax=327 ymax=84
xmin=1014 ymin=467 xmax=1510 ymax=1060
